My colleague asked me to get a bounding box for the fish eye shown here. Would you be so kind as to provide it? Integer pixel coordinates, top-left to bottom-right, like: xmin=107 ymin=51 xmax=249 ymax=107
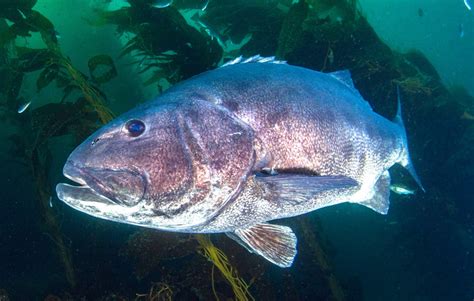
xmin=125 ymin=119 xmax=146 ymax=137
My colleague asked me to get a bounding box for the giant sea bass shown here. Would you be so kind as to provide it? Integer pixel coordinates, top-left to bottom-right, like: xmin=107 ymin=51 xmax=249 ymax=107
xmin=57 ymin=56 xmax=423 ymax=267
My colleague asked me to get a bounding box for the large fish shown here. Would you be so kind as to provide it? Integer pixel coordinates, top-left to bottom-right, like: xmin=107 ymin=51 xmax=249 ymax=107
xmin=56 ymin=56 xmax=422 ymax=267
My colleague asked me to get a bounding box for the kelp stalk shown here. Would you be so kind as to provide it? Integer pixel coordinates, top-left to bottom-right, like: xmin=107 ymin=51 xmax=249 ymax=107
xmin=57 ymin=56 xmax=114 ymax=124
xmin=135 ymin=282 xmax=173 ymax=301
xmin=196 ymin=234 xmax=254 ymax=301
xmin=1 ymin=6 xmax=115 ymax=288
xmin=30 ymin=145 xmax=76 ymax=288
xmin=299 ymin=217 xmax=345 ymax=301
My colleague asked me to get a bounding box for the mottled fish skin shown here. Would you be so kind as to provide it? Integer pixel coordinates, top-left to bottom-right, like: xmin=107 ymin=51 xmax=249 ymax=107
xmin=57 ymin=99 xmax=256 ymax=231
xmin=56 ymin=60 xmax=419 ymax=250
xmin=165 ymin=63 xmax=406 ymax=232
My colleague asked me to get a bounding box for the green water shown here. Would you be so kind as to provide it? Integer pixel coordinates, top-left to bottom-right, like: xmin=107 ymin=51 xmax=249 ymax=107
xmin=0 ymin=1 xmax=473 ymax=300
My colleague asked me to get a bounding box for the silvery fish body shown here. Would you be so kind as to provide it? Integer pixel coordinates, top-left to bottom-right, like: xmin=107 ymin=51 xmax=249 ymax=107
xmin=56 ymin=57 xmax=422 ymax=267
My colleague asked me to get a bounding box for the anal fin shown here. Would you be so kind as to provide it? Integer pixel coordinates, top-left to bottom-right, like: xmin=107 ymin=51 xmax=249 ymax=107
xmin=359 ymin=170 xmax=391 ymax=214
xmin=226 ymin=223 xmax=297 ymax=268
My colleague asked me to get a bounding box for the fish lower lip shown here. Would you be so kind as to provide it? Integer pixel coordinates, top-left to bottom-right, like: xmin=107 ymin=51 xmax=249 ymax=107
xmin=56 ymin=182 xmax=115 ymax=204
xmin=59 ymin=161 xmax=115 ymax=204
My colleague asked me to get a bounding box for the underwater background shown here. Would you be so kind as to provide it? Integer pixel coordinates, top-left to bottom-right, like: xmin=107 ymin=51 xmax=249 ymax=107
xmin=0 ymin=0 xmax=473 ymax=300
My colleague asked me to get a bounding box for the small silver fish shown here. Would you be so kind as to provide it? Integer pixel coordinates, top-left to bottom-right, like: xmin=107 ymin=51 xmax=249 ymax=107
xmin=17 ymin=9 xmax=27 ymax=19
xmin=464 ymin=0 xmax=472 ymax=10
xmin=459 ymin=24 xmax=465 ymax=38
xmin=389 ymin=184 xmax=415 ymax=195
xmin=201 ymin=0 xmax=209 ymax=11
xmin=152 ymin=0 xmax=173 ymax=8
xmin=49 ymin=196 xmax=53 ymax=208
xmin=17 ymin=101 xmax=31 ymax=114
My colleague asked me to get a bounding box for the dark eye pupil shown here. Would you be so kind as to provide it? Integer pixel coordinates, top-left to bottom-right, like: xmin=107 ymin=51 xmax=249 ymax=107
xmin=126 ymin=120 xmax=145 ymax=137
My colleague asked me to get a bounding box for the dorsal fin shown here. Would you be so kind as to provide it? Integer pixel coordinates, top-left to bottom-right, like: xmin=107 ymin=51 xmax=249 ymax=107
xmin=221 ymin=55 xmax=287 ymax=68
xmin=329 ymin=69 xmax=371 ymax=109
xmin=329 ymin=70 xmax=356 ymax=89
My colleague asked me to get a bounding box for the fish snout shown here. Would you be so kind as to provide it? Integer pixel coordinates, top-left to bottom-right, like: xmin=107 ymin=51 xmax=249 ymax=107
xmin=62 ymin=160 xmax=147 ymax=207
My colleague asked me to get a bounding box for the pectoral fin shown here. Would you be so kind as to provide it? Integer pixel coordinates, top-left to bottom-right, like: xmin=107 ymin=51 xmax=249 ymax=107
xmin=226 ymin=223 xmax=297 ymax=268
xmin=255 ymin=174 xmax=358 ymax=205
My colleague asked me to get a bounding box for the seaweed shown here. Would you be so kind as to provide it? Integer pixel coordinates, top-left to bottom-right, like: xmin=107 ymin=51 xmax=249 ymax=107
xmin=88 ymin=54 xmax=118 ymax=84
xmin=196 ymin=234 xmax=254 ymax=301
xmin=0 ymin=7 xmax=115 ymax=122
xmin=202 ymin=0 xmax=284 ymax=57
xmin=1 ymin=0 xmax=472 ymax=299
xmin=0 ymin=3 xmax=116 ymax=290
xmin=276 ymin=0 xmax=309 ymax=59
xmin=135 ymin=282 xmax=173 ymax=301
xmin=96 ymin=1 xmax=222 ymax=87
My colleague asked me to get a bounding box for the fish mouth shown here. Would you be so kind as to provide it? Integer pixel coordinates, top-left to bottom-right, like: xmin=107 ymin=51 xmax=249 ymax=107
xmin=56 ymin=161 xmax=147 ymax=208
xmin=56 ymin=163 xmax=114 ymax=207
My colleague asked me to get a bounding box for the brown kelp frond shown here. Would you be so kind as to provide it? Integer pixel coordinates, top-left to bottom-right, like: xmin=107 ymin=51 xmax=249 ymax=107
xmin=57 ymin=55 xmax=114 ymax=124
xmin=196 ymin=234 xmax=254 ymax=301
xmin=1 ymin=5 xmax=115 ymax=122
xmin=276 ymin=0 xmax=309 ymax=59
xmin=96 ymin=1 xmax=222 ymax=87
xmin=202 ymin=0 xmax=284 ymax=57
xmin=0 ymin=3 xmax=117 ymax=289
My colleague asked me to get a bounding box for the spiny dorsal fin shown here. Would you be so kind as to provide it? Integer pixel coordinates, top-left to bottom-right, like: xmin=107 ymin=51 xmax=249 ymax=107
xmin=227 ymin=223 xmax=297 ymax=267
xmin=221 ymin=55 xmax=287 ymax=68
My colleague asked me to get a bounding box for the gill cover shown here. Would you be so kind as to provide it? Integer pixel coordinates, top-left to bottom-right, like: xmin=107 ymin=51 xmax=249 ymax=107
xmin=161 ymin=99 xmax=255 ymax=228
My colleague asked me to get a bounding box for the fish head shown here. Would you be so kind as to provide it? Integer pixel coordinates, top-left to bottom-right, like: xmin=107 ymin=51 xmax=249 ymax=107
xmin=56 ymin=98 xmax=255 ymax=231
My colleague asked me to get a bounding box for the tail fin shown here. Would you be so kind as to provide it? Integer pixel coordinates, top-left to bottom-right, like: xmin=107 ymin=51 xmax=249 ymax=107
xmin=394 ymin=86 xmax=425 ymax=192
